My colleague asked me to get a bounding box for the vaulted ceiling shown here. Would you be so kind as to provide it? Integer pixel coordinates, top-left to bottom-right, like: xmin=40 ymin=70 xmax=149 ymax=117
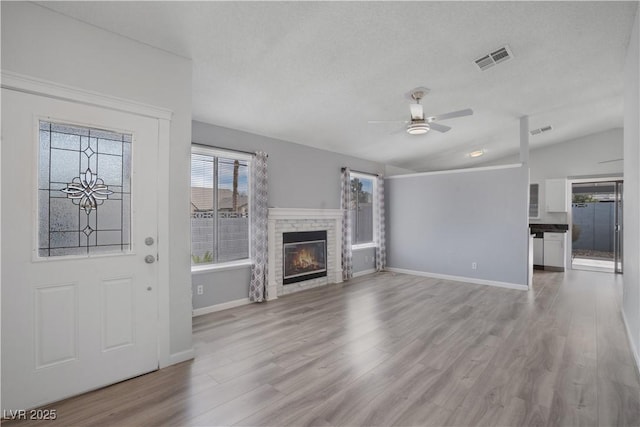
xmin=38 ymin=1 xmax=638 ymax=171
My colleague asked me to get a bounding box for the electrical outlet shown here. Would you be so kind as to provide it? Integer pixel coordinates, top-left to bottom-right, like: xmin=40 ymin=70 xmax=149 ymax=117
xmin=472 ymin=262 xmax=477 ymax=270
xmin=196 ymin=285 xmax=204 ymax=295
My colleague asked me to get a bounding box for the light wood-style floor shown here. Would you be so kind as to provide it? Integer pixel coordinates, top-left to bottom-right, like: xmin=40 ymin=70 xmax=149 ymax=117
xmin=4 ymin=270 xmax=640 ymax=426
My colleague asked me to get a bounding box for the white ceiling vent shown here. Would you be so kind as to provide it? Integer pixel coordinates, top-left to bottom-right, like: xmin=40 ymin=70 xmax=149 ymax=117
xmin=474 ymin=45 xmax=514 ymax=71
xmin=530 ymin=125 xmax=553 ymax=136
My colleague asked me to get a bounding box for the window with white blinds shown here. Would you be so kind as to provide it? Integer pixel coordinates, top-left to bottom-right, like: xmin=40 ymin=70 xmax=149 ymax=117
xmin=191 ymin=146 xmax=251 ymax=266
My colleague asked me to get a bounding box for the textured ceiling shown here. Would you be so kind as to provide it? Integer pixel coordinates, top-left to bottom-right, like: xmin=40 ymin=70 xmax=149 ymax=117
xmin=38 ymin=1 xmax=638 ymax=171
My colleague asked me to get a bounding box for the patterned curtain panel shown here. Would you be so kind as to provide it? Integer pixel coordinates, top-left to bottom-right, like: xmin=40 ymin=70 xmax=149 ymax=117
xmin=341 ymin=167 xmax=353 ymax=281
xmin=249 ymin=151 xmax=269 ymax=302
xmin=375 ymin=175 xmax=386 ymax=271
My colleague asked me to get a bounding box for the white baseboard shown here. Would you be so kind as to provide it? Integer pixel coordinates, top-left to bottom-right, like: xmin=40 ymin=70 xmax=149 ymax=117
xmin=385 ymin=267 xmax=529 ymax=291
xmin=353 ymin=268 xmax=377 ymax=278
xmin=167 ymin=348 xmax=195 ymax=366
xmin=621 ymin=308 xmax=640 ymax=377
xmin=192 ymin=297 xmax=252 ymax=317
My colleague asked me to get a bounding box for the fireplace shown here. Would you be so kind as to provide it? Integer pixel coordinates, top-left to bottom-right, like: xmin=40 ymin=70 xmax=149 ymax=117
xmin=283 ymin=230 xmax=327 ymax=285
xmin=267 ymin=208 xmax=342 ymax=299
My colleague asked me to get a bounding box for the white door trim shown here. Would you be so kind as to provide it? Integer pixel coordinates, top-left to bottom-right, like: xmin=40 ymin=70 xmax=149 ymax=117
xmin=1 ymin=70 xmax=173 ymax=120
xmin=1 ymin=71 xmax=175 ymax=370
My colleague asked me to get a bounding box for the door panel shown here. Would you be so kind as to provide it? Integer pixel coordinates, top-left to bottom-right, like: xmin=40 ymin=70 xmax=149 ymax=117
xmin=35 ymin=283 xmax=79 ymax=368
xmin=1 ymin=88 xmax=159 ymax=410
xmin=101 ymin=277 xmax=135 ymax=351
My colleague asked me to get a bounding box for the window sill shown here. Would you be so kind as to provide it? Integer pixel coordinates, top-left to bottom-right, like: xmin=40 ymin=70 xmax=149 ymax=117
xmin=352 ymin=243 xmax=377 ymax=251
xmin=191 ymin=259 xmax=252 ymax=275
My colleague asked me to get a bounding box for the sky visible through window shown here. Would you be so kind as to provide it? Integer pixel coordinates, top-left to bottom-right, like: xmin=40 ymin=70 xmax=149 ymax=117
xmin=360 ymin=178 xmax=373 ymax=197
xmin=191 ymin=154 xmax=248 ymax=192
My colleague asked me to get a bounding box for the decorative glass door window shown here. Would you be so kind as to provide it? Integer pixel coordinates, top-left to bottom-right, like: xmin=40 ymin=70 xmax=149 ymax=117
xmin=38 ymin=121 xmax=131 ymax=257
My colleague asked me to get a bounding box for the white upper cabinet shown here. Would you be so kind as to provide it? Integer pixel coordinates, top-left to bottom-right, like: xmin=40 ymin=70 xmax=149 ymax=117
xmin=545 ymin=178 xmax=568 ymax=212
xmin=529 ymin=183 xmax=540 ymax=218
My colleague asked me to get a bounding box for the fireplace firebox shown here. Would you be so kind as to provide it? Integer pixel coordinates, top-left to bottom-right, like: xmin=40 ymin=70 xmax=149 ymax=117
xmin=283 ymin=230 xmax=327 ymax=285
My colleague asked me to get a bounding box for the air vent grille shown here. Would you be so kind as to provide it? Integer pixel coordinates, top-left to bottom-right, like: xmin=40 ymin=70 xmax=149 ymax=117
xmin=475 ymin=55 xmax=493 ymax=70
xmin=491 ymin=47 xmax=510 ymax=62
xmin=530 ymin=125 xmax=553 ymax=136
xmin=474 ymin=45 xmax=514 ymax=71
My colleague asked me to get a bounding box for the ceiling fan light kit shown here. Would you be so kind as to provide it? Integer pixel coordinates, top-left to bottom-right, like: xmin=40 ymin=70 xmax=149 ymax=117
xmin=407 ymin=122 xmax=430 ymax=135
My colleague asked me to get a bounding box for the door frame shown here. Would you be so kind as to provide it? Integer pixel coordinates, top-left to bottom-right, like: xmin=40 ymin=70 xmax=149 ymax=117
xmin=1 ymin=70 xmax=175 ymax=367
xmin=614 ymin=181 xmax=623 ymax=274
xmin=567 ymin=174 xmax=623 ymax=273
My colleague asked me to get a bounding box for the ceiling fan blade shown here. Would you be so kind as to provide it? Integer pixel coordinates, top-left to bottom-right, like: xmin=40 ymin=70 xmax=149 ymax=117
xmin=429 ymin=122 xmax=452 ymax=133
xmin=368 ymin=120 xmax=409 ymax=124
xmin=390 ymin=126 xmax=408 ymax=135
xmin=409 ymin=104 xmax=423 ymax=120
xmin=427 ymin=108 xmax=473 ymax=122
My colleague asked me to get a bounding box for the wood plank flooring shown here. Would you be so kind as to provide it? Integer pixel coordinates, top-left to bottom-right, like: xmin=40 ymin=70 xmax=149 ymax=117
xmin=3 ymin=270 xmax=640 ymax=426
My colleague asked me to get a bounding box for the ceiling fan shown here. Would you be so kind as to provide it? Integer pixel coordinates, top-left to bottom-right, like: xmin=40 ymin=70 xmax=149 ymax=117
xmin=369 ymin=87 xmax=473 ymax=135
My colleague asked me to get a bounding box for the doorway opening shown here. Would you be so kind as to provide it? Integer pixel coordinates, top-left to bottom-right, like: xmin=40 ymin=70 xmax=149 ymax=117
xmin=571 ymin=180 xmax=623 ymax=274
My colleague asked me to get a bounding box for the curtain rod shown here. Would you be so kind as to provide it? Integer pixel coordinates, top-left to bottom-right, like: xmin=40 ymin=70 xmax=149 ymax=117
xmin=341 ymin=167 xmax=380 ymax=177
xmin=192 ymin=143 xmax=268 ymax=157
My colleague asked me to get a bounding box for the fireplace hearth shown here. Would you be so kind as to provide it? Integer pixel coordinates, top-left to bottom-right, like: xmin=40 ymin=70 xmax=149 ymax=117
xmin=283 ymin=230 xmax=327 ymax=285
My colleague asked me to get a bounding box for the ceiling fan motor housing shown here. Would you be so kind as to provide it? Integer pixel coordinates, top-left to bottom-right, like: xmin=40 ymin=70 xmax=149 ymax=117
xmin=408 ymin=87 xmax=430 ymax=102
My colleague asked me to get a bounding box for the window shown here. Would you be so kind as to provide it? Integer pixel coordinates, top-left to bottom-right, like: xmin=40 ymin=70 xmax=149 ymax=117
xmin=191 ymin=146 xmax=251 ymax=266
xmin=350 ymin=172 xmax=376 ymax=247
xmin=529 ymin=183 xmax=540 ymax=218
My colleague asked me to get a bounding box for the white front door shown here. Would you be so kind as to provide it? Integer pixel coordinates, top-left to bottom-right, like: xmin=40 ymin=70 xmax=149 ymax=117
xmin=1 ymin=88 xmax=160 ymax=410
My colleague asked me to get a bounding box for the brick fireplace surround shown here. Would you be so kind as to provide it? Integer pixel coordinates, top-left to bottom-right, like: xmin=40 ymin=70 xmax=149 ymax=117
xmin=267 ymin=208 xmax=343 ymax=299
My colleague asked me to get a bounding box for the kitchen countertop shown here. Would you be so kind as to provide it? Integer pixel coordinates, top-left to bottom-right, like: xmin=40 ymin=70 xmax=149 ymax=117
xmin=529 ymin=224 xmax=569 ymax=233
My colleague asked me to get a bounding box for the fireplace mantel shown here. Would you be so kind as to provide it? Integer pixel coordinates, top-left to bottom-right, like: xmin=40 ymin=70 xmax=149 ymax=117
xmin=268 ymin=208 xmax=344 ymax=220
xmin=267 ymin=208 xmax=343 ymax=300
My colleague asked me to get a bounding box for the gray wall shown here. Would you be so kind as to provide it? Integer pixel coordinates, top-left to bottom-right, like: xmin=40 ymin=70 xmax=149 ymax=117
xmin=623 ymin=8 xmax=640 ymax=370
xmin=194 ymin=121 xmax=385 ymax=210
xmin=1 ymin=2 xmax=193 ymax=363
xmin=385 ymin=164 xmax=416 ymax=176
xmin=191 ymin=121 xmax=385 ymax=310
xmin=193 ymin=267 xmax=251 ymax=309
xmin=385 ymin=164 xmax=529 ymax=286
xmin=478 ymin=128 xmax=624 ymax=271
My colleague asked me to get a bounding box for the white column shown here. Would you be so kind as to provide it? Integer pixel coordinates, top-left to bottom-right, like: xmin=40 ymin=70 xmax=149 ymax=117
xmin=266 ymin=218 xmax=278 ymax=300
xmin=334 ymin=217 xmax=344 ymax=283
xmin=520 ymin=115 xmax=529 ymax=165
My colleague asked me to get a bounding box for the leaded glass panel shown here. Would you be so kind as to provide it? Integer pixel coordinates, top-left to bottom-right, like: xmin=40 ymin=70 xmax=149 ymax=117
xmin=38 ymin=121 xmax=132 ymax=257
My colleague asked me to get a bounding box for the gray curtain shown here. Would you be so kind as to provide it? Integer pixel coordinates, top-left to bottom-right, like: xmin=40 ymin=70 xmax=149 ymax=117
xmin=375 ymin=175 xmax=386 ymax=271
xmin=341 ymin=167 xmax=353 ymax=280
xmin=249 ymin=151 xmax=268 ymax=302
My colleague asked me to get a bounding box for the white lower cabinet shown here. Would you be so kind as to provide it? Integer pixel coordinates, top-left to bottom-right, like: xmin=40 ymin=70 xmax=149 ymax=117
xmin=543 ymin=232 xmax=566 ymax=270
xmin=533 ymin=238 xmax=544 ymax=266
